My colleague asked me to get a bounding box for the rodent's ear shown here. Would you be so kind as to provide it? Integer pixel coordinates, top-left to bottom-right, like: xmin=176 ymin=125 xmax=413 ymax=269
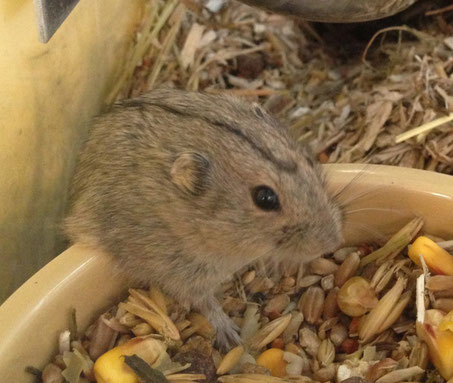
xmin=171 ymin=152 xmax=210 ymax=196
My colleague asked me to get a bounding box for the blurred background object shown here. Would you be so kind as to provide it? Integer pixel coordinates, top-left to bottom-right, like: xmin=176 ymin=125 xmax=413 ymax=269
xmin=238 ymin=0 xmax=418 ymax=22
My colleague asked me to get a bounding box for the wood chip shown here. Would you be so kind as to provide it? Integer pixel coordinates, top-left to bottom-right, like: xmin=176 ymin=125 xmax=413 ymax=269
xmin=180 ymin=23 xmax=205 ymax=69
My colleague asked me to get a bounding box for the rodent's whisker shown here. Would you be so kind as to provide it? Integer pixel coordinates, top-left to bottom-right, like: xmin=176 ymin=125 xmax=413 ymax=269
xmin=330 ymin=164 xmax=371 ymax=201
xmin=336 ymin=184 xmax=393 ymax=210
xmin=344 ymin=221 xmax=387 ymax=243
xmin=343 ymin=207 xmax=410 ymax=217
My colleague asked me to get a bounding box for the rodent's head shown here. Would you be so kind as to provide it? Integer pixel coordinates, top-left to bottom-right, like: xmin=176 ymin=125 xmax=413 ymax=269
xmin=157 ymin=91 xmax=343 ymax=265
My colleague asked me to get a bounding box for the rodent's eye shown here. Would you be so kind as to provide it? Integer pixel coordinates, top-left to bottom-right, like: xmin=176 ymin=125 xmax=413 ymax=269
xmin=251 ymin=185 xmax=280 ymax=211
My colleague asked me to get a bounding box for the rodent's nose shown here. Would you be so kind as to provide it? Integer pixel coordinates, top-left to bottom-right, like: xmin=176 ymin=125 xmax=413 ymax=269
xmin=321 ymin=233 xmax=343 ymax=255
xmin=331 ymin=222 xmax=344 ymax=251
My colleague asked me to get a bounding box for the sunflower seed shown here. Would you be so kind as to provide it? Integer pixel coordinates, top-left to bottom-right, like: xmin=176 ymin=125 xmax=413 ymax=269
xmin=223 ymin=297 xmax=247 ymax=314
xmin=321 ymin=275 xmax=335 ymax=291
xmin=330 ymin=324 xmax=348 ymax=347
xmin=284 ymin=351 xmax=305 ymax=375
xmin=335 ymin=252 xmax=361 ymax=287
xmin=317 ymin=339 xmax=335 ymax=366
xmin=310 ymin=258 xmax=338 ymax=276
xmin=434 ymin=290 xmax=453 ymax=298
xmin=264 ymin=294 xmax=291 ymax=315
xmin=323 ymin=287 xmax=340 ymax=320
xmin=280 ymin=276 xmax=296 ymax=291
xmin=365 ymin=358 xmax=398 ymax=382
xmin=314 ymin=363 xmax=336 ymax=382
xmin=318 ymin=317 xmax=338 ymax=340
xmin=298 ymin=275 xmax=322 ymax=288
xmin=132 ymin=322 xmax=153 ymax=336
xmin=333 ymin=247 xmax=358 ymax=263
xmin=284 ymin=342 xmax=302 ymax=355
xmin=433 ymin=298 xmax=453 ymax=312
xmin=247 ymin=277 xmax=275 ymax=294
xmin=300 ymin=327 xmax=320 ymax=357
xmin=282 ymin=311 xmax=304 ymax=344
xmin=242 ymin=270 xmax=256 ymax=285
xmin=119 ymin=312 xmax=142 ymax=328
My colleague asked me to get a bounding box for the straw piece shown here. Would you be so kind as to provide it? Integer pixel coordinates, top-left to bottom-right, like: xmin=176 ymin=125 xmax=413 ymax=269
xmin=112 ymin=0 xmax=453 ymax=172
xmin=395 ymin=113 xmax=453 ymax=143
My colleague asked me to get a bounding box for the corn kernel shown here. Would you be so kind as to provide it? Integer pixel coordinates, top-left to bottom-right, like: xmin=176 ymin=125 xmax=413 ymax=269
xmin=337 ymin=276 xmax=378 ymax=317
xmin=93 ymin=336 xmax=166 ymax=383
xmin=256 ymin=348 xmax=287 ymax=378
xmin=417 ymin=311 xmax=453 ymax=380
xmin=409 ymin=236 xmax=453 ymax=276
xmin=439 ymin=310 xmax=453 ymax=332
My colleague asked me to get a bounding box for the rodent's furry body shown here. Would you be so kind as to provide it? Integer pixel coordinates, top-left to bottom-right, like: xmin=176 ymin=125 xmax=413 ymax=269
xmin=65 ymin=89 xmax=343 ymax=348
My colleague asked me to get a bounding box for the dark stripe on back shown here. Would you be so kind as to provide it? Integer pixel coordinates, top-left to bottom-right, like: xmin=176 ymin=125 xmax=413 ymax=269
xmin=212 ymin=121 xmax=297 ymax=173
xmin=134 ymin=99 xmax=298 ymax=173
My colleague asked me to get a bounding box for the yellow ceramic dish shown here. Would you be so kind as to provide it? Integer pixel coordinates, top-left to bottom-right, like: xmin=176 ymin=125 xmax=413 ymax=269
xmin=1 ymin=164 xmax=453 ymax=381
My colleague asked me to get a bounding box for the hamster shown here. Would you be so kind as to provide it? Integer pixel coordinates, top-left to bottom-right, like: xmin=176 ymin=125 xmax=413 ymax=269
xmin=65 ymin=88 xmax=343 ymax=349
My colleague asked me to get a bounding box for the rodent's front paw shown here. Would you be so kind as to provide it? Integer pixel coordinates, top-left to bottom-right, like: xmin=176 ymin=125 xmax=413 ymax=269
xmin=211 ymin=312 xmax=242 ymax=352
xmin=195 ymin=295 xmax=242 ymax=351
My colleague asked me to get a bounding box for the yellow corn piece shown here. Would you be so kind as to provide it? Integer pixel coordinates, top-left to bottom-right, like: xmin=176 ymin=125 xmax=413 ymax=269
xmin=439 ymin=310 xmax=453 ymax=332
xmin=256 ymin=348 xmax=287 ymax=378
xmin=409 ymin=236 xmax=453 ymax=276
xmin=417 ymin=311 xmax=453 ymax=380
xmin=94 ymin=336 xmax=167 ymax=383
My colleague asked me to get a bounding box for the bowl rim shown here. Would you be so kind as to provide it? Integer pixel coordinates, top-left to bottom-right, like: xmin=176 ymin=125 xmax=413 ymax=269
xmin=2 ymin=163 xmax=453 ymax=314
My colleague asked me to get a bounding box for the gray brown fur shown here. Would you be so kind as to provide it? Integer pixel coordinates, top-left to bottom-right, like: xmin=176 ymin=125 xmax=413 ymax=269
xmin=65 ymin=89 xmax=343 ymax=348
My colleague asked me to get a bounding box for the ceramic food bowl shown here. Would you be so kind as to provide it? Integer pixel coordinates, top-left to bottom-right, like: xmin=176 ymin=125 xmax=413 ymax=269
xmin=1 ymin=164 xmax=453 ymax=381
